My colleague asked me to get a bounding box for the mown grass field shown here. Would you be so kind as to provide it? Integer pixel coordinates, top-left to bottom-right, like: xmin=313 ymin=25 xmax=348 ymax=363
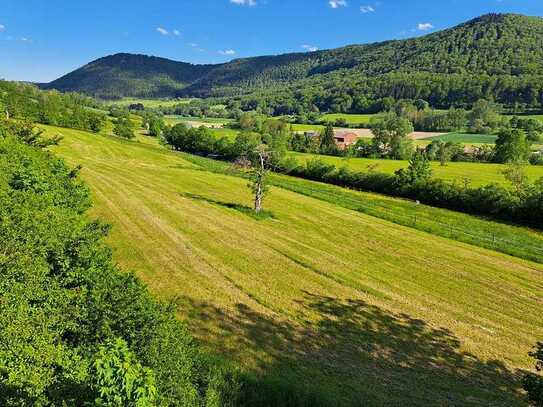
xmin=427 ymin=132 xmax=498 ymax=144
xmin=320 ymin=113 xmax=376 ymax=124
xmin=110 ymin=97 xmax=194 ymax=108
xmin=165 ymin=115 xmax=234 ymax=124
xmin=290 ymin=152 xmax=543 ymax=187
xmin=45 ymin=125 xmax=543 ymax=406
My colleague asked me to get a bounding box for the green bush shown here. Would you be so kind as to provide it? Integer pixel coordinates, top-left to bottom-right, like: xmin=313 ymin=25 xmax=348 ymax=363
xmin=0 ymin=127 xmax=237 ymax=405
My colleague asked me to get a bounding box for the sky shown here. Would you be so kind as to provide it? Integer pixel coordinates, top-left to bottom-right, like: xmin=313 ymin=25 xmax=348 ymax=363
xmin=1 ymin=0 xmax=542 ymax=83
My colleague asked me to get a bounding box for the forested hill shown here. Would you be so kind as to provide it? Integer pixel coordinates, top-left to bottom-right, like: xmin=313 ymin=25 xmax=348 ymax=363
xmin=43 ymin=53 xmax=216 ymax=99
xmin=43 ymin=13 xmax=543 ymax=103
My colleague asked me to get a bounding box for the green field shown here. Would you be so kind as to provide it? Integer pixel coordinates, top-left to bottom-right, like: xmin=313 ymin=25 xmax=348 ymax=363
xmin=320 ymin=113 xmax=376 ymax=124
xmin=505 ymin=114 xmax=543 ymax=122
xmin=291 ymin=152 xmax=543 ymax=187
xmin=164 ymin=115 xmax=234 ymax=124
xmin=290 ymin=123 xmax=325 ymax=132
xmin=45 ymin=124 xmax=543 ymax=406
xmin=427 ymin=132 xmax=498 ymax=144
xmin=111 ymin=98 xmax=194 ymax=108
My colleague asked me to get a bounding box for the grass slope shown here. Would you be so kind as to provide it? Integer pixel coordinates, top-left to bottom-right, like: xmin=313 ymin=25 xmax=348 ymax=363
xmin=47 ymin=125 xmax=543 ymax=406
xmin=428 ymin=132 xmax=498 ymax=144
xmin=291 ymin=152 xmax=543 ymax=187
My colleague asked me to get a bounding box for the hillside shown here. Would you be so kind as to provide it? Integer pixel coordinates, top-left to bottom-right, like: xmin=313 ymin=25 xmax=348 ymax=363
xmin=43 ymin=13 xmax=543 ymax=103
xmin=43 ymin=53 xmax=215 ymax=99
xmin=46 ymin=124 xmax=543 ymax=406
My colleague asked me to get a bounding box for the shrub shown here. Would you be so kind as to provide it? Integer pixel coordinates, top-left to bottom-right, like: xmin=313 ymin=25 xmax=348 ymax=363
xmin=113 ymin=117 xmax=135 ymax=139
xmin=0 ymin=131 xmax=237 ymax=405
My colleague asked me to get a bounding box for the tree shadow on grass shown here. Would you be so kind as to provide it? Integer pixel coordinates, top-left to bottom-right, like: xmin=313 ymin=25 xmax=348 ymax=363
xmin=178 ymin=292 xmax=526 ymax=407
xmin=180 ymin=192 xmax=274 ymax=220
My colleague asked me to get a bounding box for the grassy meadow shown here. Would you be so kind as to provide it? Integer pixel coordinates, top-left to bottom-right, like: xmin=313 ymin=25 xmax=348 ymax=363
xmin=110 ymin=97 xmax=193 ymax=108
xmin=290 ymin=152 xmax=543 ymax=187
xmin=164 ymin=115 xmax=234 ymax=125
xmin=320 ymin=113 xmax=375 ymax=124
xmin=427 ymin=132 xmax=498 ymax=144
xmin=43 ymin=124 xmax=543 ymax=406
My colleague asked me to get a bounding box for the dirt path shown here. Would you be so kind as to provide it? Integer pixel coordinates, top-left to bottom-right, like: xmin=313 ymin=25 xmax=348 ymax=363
xmin=314 ymin=127 xmax=446 ymax=140
xmin=184 ymin=120 xmax=225 ymax=129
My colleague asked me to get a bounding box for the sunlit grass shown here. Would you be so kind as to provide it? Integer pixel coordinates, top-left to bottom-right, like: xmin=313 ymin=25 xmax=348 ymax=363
xmin=290 ymin=151 xmax=543 ymax=187
xmin=46 ymin=125 xmax=543 ymax=406
xmin=320 ymin=113 xmax=377 ymax=124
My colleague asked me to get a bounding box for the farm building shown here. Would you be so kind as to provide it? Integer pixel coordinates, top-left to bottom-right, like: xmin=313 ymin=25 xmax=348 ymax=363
xmin=334 ymin=131 xmax=360 ymax=149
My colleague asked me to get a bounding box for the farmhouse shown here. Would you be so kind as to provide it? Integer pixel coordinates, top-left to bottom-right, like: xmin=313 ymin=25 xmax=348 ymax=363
xmin=334 ymin=131 xmax=360 ymax=149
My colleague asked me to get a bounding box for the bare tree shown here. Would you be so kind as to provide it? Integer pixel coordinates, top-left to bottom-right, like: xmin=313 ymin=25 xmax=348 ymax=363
xmin=438 ymin=141 xmax=447 ymax=166
xmin=248 ymin=144 xmax=271 ymax=214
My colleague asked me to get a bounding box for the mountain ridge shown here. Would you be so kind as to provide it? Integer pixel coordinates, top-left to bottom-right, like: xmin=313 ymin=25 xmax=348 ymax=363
xmin=42 ymin=13 xmax=543 ymax=101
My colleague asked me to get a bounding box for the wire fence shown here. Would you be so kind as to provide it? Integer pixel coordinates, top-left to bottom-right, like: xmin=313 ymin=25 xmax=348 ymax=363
xmin=272 ymin=178 xmax=543 ymax=263
xmin=181 ymin=152 xmax=543 ymax=263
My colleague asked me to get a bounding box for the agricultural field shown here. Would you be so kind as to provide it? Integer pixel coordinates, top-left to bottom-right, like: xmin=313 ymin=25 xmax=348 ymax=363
xmin=320 ymin=113 xmax=376 ymax=125
xmin=208 ymin=127 xmax=239 ymax=139
xmin=111 ymin=97 xmax=194 ymax=108
xmin=45 ymin=124 xmax=543 ymax=406
xmin=290 ymin=152 xmax=543 ymax=187
xmin=290 ymin=123 xmax=326 ymax=132
xmin=427 ymin=132 xmax=498 ymax=144
xmin=164 ymin=115 xmax=234 ymax=126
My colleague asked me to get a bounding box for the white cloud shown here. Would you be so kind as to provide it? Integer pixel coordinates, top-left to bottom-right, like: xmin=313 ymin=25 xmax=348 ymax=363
xmin=156 ymin=27 xmax=169 ymax=35
xmin=0 ymin=24 xmax=5 ymax=31
xmin=417 ymin=23 xmax=434 ymax=31
xmin=219 ymin=49 xmax=236 ymax=55
xmin=360 ymin=5 xmax=375 ymax=13
xmin=173 ymin=29 xmax=181 ymax=36
xmin=189 ymin=42 xmax=198 ymax=47
xmin=329 ymin=0 xmax=347 ymax=8
xmin=302 ymin=44 xmax=319 ymax=52
xmin=230 ymin=0 xmax=257 ymax=6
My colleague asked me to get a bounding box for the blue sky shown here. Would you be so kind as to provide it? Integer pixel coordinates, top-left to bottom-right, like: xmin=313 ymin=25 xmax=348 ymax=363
xmin=1 ymin=0 xmax=542 ymax=82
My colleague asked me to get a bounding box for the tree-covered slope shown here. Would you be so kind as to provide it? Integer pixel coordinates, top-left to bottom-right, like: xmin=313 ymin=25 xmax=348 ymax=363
xmin=43 ymin=53 xmax=215 ymax=99
xmin=43 ymin=13 xmax=543 ymax=100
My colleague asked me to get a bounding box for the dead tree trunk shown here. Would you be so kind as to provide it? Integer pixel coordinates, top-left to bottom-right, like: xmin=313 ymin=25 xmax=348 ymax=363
xmin=250 ymin=145 xmax=270 ymax=214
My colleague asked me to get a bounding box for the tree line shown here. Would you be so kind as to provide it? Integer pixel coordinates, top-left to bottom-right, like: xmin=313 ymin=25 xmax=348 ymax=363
xmin=0 ymin=80 xmax=108 ymax=133
xmin=161 ymin=115 xmax=543 ymax=228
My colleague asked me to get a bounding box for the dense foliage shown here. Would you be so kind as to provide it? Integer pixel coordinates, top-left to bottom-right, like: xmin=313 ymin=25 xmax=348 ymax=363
xmin=231 ymin=109 xmax=541 ymax=165
xmin=164 ymin=116 xmax=289 ymax=164
xmin=0 ymin=120 xmax=237 ymax=406
xmin=0 ymin=80 xmax=106 ymax=133
xmin=42 ymin=53 xmax=213 ymax=100
xmin=43 ymin=14 xmax=543 ymax=113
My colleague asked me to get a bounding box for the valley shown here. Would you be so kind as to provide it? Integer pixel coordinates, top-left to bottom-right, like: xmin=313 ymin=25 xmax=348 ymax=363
xmin=2 ymin=5 xmax=543 ymax=406
xmin=48 ymin=124 xmax=543 ymax=406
